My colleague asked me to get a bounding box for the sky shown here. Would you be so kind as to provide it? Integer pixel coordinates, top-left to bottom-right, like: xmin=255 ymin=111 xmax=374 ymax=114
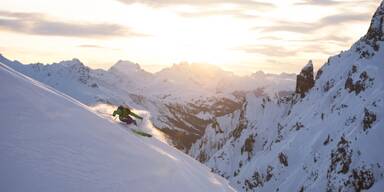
xmin=0 ymin=0 xmax=380 ymax=75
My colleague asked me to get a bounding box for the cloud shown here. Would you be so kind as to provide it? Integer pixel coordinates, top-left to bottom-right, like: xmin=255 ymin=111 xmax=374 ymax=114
xmin=0 ymin=10 xmax=145 ymax=38
xmin=117 ymin=0 xmax=273 ymax=18
xmin=296 ymin=0 xmax=341 ymax=6
xmin=78 ymin=44 xmax=107 ymax=48
xmin=259 ymin=22 xmax=315 ymax=33
xmin=0 ymin=10 xmax=44 ymax=19
xmin=258 ymin=34 xmax=352 ymax=43
xmin=296 ymin=0 xmax=380 ymax=7
xmin=236 ymin=45 xmax=298 ymax=57
xmin=118 ymin=0 xmax=273 ymax=7
xmin=236 ymin=42 xmax=336 ymax=57
xmin=77 ymin=44 xmax=121 ymax=51
xmin=319 ymin=13 xmax=370 ymax=25
xmin=322 ymin=35 xmax=352 ymax=42
xmin=177 ymin=9 xmax=258 ymax=18
xmin=258 ymin=13 xmax=369 ymax=34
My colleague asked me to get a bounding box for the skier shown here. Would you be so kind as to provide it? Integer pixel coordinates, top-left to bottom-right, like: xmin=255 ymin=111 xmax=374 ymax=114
xmin=113 ymin=105 xmax=143 ymax=126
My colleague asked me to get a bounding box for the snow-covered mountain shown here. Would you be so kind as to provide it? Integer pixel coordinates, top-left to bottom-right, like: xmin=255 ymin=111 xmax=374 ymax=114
xmin=189 ymin=2 xmax=384 ymax=191
xmin=0 ymin=62 xmax=235 ymax=192
xmin=0 ymin=54 xmax=295 ymax=101
xmin=0 ymin=54 xmax=295 ymax=151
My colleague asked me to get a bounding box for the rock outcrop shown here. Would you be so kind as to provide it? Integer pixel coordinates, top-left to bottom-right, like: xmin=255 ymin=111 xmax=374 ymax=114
xmin=364 ymin=1 xmax=384 ymax=49
xmin=295 ymin=60 xmax=315 ymax=98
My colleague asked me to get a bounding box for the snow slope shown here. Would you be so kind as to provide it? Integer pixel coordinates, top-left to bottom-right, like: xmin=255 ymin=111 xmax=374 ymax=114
xmin=0 ymin=63 xmax=235 ymax=192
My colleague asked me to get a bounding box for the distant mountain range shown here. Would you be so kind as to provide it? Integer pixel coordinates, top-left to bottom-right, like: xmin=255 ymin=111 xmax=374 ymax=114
xmin=0 ymin=52 xmax=295 ymax=151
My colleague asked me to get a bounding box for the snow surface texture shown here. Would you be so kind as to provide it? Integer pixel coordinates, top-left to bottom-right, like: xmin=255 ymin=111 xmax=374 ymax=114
xmin=189 ymin=2 xmax=384 ymax=191
xmin=0 ymin=63 xmax=235 ymax=192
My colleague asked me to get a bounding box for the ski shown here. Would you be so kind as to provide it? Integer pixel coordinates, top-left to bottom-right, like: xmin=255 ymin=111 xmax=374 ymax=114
xmin=131 ymin=129 xmax=152 ymax=137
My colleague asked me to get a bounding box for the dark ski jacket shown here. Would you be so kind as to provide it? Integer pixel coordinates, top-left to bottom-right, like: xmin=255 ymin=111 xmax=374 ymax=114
xmin=113 ymin=106 xmax=143 ymax=121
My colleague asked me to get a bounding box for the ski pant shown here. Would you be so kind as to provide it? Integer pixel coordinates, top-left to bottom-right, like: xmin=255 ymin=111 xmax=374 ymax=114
xmin=121 ymin=116 xmax=137 ymax=125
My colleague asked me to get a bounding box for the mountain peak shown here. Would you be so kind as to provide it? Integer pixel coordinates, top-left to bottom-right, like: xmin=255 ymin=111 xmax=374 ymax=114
xmin=56 ymin=58 xmax=84 ymax=68
xmin=71 ymin=58 xmax=81 ymax=63
xmin=109 ymin=60 xmax=141 ymax=72
xmin=168 ymin=62 xmax=223 ymax=72
xmin=157 ymin=62 xmax=231 ymax=81
xmin=366 ymin=1 xmax=384 ymax=41
xmin=303 ymin=60 xmax=313 ymax=71
xmin=253 ymin=70 xmax=265 ymax=75
xmin=358 ymin=1 xmax=384 ymax=54
xmin=0 ymin=53 xmax=9 ymax=63
xmin=0 ymin=54 xmax=23 ymax=67
xmin=251 ymin=70 xmax=266 ymax=78
xmin=108 ymin=60 xmax=152 ymax=78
